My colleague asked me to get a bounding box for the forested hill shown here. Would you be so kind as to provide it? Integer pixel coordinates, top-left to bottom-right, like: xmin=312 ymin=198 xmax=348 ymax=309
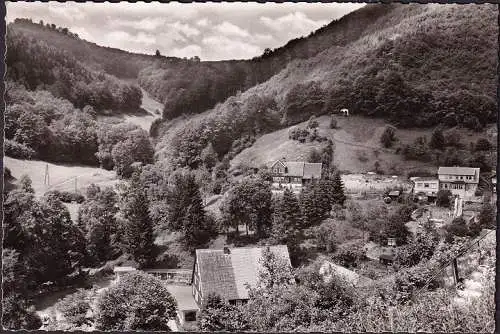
xmin=138 ymin=4 xmax=398 ymax=119
xmin=6 ymin=22 xmax=143 ymax=113
xmin=8 ymin=18 xmax=155 ymax=79
xmin=8 ymin=5 xmax=401 ymax=122
xmin=153 ymin=3 xmax=497 ymax=169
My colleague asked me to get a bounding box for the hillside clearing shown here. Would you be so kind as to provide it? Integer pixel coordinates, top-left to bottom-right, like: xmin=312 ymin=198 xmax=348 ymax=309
xmin=231 ymin=115 xmax=435 ymax=174
xmin=4 ymin=157 xmax=118 ymax=197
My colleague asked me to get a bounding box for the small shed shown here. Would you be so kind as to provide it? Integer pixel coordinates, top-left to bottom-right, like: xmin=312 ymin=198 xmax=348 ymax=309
xmin=379 ymin=253 xmax=394 ymax=265
xmin=388 ymin=190 xmax=401 ymax=200
xmin=113 ymin=266 xmax=137 ymax=281
xmin=166 ymin=285 xmax=200 ymax=329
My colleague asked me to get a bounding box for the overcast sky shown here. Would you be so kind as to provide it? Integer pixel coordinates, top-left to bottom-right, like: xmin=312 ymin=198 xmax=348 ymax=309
xmin=6 ymin=2 xmax=365 ymax=61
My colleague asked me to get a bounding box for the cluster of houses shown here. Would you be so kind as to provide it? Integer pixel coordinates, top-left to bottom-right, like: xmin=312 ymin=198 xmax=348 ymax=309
xmin=108 ymin=163 xmax=493 ymax=329
xmin=411 ymin=166 xmax=486 ymax=201
xmin=113 ymin=244 xmax=375 ymax=330
xmin=270 ymin=159 xmax=488 ymax=203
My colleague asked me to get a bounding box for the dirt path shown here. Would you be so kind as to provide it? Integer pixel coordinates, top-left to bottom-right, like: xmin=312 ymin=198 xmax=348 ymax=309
xmin=97 ymin=85 xmax=163 ymax=132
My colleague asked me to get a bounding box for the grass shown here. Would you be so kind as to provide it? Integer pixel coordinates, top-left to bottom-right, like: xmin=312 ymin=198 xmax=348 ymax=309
xmin=231 ymin=115 xmax=431 ymax=174
xmin=4 ymin=157 xmax=118 ymax=197
xmin=231 ymin=115 xmax=495 ymax=175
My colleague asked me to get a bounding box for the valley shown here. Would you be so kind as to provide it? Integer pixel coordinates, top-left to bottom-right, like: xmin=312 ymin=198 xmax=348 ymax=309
xmin=3 ymin=2 xmax=497 ymax=332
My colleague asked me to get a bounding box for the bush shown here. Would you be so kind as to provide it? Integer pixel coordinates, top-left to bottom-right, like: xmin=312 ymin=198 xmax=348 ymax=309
xmin=332 ymin=243 xmax=366 ymax=268
xmin=5 ymin=139 xmax=36 ymax=159
xmin=307 ymin=116 xmax=319 ymax=129
xmin=474 ymin=138 xmax=492 ymax=152
xmin=44 ymin=190 xmax=85 ymax=203
xmin=329 ymin=115 xmax=338 ymax=129
xmin=314 ymin=223 xmax=338 ymax=253
xmin=380 ymin=126 xmax=397 ymax=148
xmin=436 ymin=189 xmax=452 ymax=207
xmin=56 ymin=289 xmax=94 ymax=328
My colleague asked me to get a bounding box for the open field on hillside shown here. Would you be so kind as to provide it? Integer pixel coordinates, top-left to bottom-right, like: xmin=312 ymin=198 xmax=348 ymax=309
xmin=231 ymin=115 xmax=430 ymax=174
xmin=4 ymin=157 xmax=118 ymax=197
xmin=231 ymin=115 xmax=496 ymax=175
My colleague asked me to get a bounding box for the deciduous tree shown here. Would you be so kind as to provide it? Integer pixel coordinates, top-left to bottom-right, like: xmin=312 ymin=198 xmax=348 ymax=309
xmin=95 ymin=272 xmax=176 ymax=331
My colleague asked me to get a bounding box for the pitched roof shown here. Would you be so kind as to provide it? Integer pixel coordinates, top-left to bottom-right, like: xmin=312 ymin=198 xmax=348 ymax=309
xmin=320 ymin=261 xmax=373 ymax=287
xmin=271 ymin=160 xmax=322 ymax=179
xmin=411 ymin=176 xmax=439 ymax=182
xmin=195 ymin=245 xmax=291 ymax=301
xmin=303 ymin=163 xmax=323 ymax=179
xmin=166 ymin=285 xmax=199 ymax=311
xmin=438 ymin=166 xmax=480 ymax=176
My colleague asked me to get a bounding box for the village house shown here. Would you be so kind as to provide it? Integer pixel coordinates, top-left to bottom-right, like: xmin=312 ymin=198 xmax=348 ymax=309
xmin=270 ymin=159 xmax=322 ymax=191
xmin=411 ymin=176 xmax=440 ymax=200
xmin=438 ymin=166 xmax=480 ymax=199
xmin=191 ymin=245 xmax=291 ymax=308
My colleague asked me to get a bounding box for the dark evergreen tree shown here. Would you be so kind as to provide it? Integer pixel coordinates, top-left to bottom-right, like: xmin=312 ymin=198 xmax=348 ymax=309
xmin=272 ymin=188 xmax=304 ymax=252
xmin=300 ymin=181 xmax=331 ymax=227
xmin=78 ymin=186 xmax=118 ymax=264
xmin=478 ymin=202 xmax=496 ymax=229
xmin=330 ymin=172 xmax=347 ymax=206
xmin=166 ymin=171 xmax=214 ymax=248
xmin=429 ymin=127 xmax=445 ymax=150
xmin=118 ymin=174 xmax=155 ymax=266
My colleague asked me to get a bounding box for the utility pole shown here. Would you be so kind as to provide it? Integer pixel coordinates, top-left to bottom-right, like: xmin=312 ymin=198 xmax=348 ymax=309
xmin=452 ymin=258 xmax=460 ymax=286
xmin=44 ymin=164 xmax=50 ymax=187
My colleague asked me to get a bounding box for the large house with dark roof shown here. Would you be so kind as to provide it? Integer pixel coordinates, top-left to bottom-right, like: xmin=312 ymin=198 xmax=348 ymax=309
xmin=438 ymin=166 xmax=480 ymax=199
xmin=191 ymin=245 xmax=291 ymax=307
xmin=270 ymin=159 xmax=322 ymax=191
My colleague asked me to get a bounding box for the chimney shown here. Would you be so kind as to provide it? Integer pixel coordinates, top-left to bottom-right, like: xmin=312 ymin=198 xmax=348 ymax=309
xmin=223 ymin=247 xmax=230 ymax=254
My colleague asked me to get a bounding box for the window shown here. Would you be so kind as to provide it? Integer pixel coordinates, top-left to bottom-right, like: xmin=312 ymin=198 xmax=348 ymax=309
xmin=417 ymin=183 xmax=423 ymax=187
xmin=424 ymin=183 xmax=429 ymax=188
xmin=184 ymin=311 xmax=197 ymax=322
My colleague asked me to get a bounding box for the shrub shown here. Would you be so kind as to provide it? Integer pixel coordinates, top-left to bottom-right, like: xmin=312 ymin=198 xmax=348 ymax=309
xmin=57 ymin=289 xmax=94 ymax=328
xmin=5 ymin=139 xmax=36 ymax=159
xmin=307 ymin=115 xmax=319 ymax=129
xmin=314 ymin=223 xmax=338 ymax=253
xmin=329 ymin=115 xmax=338 ymax=129
xmin=95 ymin=272 xmax=176 ymax=330
xmin=332 ymin=243 xmax=366 ymax=268
xmin=474 ymin=138 xmax=492 ymax=152
xmin=380 ymin=126 xmax=397 ymax=148
xmin=436 ymin=189 xmax=452 ymax=207
xmin=44 ymin=190 xmax=85 ymax=203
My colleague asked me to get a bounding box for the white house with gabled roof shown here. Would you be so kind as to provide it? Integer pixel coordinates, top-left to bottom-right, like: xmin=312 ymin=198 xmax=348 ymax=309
xmin=438 ymin=166 xmax=480 ymax=199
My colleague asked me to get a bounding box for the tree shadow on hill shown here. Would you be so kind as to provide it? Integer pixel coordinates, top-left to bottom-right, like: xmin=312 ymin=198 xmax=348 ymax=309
xmin=152 ymin=244 xmax=180 ymax=269
xmin=225 ymin=232 xmax=261 ymax=247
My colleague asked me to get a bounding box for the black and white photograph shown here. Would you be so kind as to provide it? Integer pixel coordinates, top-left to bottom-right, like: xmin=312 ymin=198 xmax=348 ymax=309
xmin=2 ymin=1 xmax=497 ymax=332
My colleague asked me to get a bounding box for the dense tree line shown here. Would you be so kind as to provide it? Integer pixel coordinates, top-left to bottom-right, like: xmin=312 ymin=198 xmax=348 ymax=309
xmin=6 ymin=28 xmax=142 ymax=113
xmin=154 ymin=4 xmax=495 ymax=171
xmin=5 ymin=82 xmax=154 ymax=171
